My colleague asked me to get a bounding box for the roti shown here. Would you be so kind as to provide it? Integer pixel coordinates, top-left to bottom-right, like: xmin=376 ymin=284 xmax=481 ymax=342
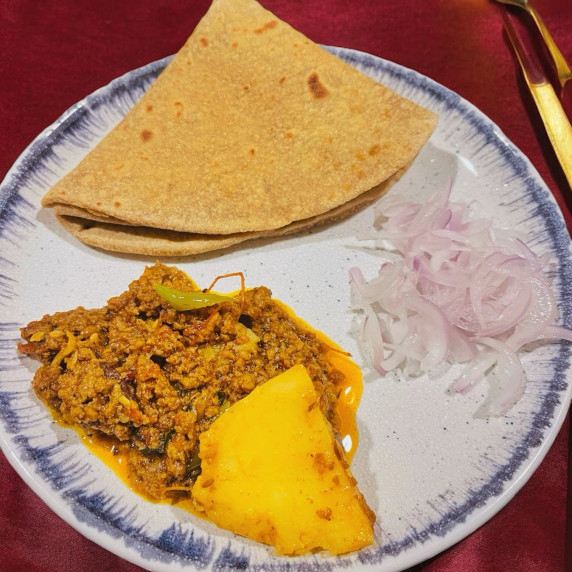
xmin=42 ymin=0 xmax=437 ymax=248
xmin=54 ymin=173 xmax=403 ymax=256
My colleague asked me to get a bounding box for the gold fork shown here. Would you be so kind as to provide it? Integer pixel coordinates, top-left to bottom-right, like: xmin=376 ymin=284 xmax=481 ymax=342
xmin=492 ymin=0 xmax=572 ymax=92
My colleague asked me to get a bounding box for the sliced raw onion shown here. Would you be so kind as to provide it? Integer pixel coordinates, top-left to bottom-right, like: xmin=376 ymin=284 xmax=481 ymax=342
xmin=350 ymin=184 xmax=571 ymax=416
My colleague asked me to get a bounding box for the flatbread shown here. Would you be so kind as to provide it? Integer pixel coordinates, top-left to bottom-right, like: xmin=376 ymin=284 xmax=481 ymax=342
xmin=42 ymin=0 xmax=437 ymax=241
xmin=54 ymin=172 xmax=402 ymax=256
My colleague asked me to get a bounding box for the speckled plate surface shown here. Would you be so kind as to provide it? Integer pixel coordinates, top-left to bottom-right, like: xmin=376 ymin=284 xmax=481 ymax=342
xmin=1 ymin=47 xmax=571 ymax=572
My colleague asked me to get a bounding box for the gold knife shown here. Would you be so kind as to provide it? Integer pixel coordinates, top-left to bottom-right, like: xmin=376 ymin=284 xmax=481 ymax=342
xmin=502 ymin=10 xmax=572 ymax=189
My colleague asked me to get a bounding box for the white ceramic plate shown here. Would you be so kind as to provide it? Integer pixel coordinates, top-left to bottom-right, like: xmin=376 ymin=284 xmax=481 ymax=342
xmin=1 ymin=47 xmax=571 ymax=572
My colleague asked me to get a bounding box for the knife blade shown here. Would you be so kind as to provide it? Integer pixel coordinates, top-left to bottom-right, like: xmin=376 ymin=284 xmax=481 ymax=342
xmin=502 ymin=10 xmax=572 ymax=190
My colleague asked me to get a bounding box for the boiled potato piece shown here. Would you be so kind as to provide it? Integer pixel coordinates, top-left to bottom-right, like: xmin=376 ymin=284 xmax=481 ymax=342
xmin=191 ymin=364 xmax=375 ymax=555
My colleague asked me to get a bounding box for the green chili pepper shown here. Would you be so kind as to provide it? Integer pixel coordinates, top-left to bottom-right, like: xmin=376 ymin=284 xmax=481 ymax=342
xmin=154 ymin=284 xmax=234 ymax=311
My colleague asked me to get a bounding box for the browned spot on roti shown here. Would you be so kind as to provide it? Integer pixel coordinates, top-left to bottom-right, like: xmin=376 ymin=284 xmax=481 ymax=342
xmin=114 ymin=201 xmax=121 ymax=207
xmin=140 ymin=129 xmax=153 ymax=142
xmin=146 ymin=104 xmax=153 ymax=112
xmin=368 ymin=144 xmax=381 ymax=156
xmin=307 ymin=72 xmax=328 ymax=99
xmin=254 ymin=20 xmax=277 ymax=34
xmin=200 ymin=37 xmax=209 ymax=46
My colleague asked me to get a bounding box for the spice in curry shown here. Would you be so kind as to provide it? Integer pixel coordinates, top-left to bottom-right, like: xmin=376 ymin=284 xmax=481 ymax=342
xmin=18 ymin=263 xmax=351 ymax=503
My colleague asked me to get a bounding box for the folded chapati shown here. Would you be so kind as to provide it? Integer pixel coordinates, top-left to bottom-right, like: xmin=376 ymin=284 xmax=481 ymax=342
xmin=42 ymin=0 xmax=437 ymax=255
xmin=54 ymin=172 xmax=404 ymax=256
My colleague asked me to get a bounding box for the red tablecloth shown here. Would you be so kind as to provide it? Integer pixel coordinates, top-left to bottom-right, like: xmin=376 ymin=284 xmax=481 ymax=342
xmin=1 ymin=1 xmax=571 ymax=570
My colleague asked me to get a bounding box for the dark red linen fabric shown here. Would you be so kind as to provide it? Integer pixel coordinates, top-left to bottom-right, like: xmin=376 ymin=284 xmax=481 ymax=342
xmin=0 ymin=1 xmax=571 ymax=571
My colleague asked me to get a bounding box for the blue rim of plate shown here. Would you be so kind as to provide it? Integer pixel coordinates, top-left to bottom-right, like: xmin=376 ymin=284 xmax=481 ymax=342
xmin=0 ymin=46 xmax=571 ymax=571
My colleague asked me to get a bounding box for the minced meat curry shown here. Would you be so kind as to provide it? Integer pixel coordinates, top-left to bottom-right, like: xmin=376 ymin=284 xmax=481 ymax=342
xmin=18 ymin=263 xmax=345 ymax=501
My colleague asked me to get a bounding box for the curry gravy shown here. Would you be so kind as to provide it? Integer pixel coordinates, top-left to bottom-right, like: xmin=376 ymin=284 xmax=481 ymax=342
xmin=20 ymin=263 xmax=363 ymax=510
